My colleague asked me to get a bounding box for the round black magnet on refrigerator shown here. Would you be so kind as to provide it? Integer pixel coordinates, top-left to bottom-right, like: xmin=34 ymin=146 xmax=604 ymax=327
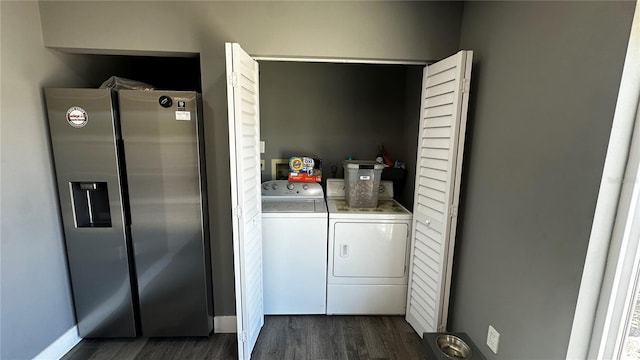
xmin=158 ymin=96 xmax=173 ymax=108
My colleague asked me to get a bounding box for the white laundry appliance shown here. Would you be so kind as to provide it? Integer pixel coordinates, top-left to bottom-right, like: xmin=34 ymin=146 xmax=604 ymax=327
xmin=326 ymin=178 xmax=412 ymax=315
xmin=261 ymin=180 xmax=328 ymax=314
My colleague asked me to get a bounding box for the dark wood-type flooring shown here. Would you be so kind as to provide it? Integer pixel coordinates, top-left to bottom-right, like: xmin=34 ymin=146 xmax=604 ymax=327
xmin=61 ymin=315 xmax=428 ymax=360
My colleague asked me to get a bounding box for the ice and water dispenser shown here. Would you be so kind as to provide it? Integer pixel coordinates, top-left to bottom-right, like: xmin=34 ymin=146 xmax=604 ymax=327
xmin=70 ymin=182 xmax=111 ymax=227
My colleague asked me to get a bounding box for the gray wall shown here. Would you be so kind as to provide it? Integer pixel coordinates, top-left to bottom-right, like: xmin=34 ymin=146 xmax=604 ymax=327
xmin=259 ymin=61 xmax=421 ymax=205
xmin=449 ymin=2 xmax=636 ymax=359
xmin=0 ymin=2 xmax=130 ymax=359
xmin=37 ymin=1 xmax=463 ymax=316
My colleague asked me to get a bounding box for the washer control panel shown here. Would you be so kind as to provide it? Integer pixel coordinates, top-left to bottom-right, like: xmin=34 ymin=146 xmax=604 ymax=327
xmin=261 ymin=180 xmax=324 ymax=199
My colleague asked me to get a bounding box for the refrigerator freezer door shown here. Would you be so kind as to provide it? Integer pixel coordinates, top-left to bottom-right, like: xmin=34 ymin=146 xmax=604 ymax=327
xmin=118 ymin=90 xmax=212 ymax=336
xmin=45 ymin=88 xmax=137 ymax=338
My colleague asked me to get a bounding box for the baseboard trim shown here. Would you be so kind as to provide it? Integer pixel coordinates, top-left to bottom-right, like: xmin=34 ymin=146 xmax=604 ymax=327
xmin=214 ymin=315 xmax=237 ymax=333
xmin=32 ymin=325 xmax=81 ymax=360
xmin=31 ymin=318 xmax=235 ymax=358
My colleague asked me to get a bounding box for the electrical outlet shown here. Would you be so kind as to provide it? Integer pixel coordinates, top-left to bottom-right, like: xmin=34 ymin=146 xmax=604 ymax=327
xmin=487 ymin=325 xmax=500 ymax=354
xmin=260 ymin=160 xmax=265 ymax=171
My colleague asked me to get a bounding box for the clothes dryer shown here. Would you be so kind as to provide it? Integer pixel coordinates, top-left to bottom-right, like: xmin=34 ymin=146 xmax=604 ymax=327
xmin=326 ymin=178 xmax=412 ymax=315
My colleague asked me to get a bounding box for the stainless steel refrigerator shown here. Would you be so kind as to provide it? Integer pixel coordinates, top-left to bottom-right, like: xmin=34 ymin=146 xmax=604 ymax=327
xmin=45 ymin=88 xmax=213 ymax=338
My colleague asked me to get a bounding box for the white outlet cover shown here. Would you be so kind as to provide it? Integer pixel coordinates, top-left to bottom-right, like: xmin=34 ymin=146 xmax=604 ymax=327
xmin=487 ymin=325 xmax=500 ymax=354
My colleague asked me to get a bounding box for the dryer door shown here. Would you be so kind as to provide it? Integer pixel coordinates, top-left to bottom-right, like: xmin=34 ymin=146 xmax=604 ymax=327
xmin=333 ymin=222 xmax=409 ymax=278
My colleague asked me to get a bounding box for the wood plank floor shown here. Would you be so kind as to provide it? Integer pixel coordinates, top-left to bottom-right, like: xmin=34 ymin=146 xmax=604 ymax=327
xmin=61 ymin=316 xmax=428 ymax=360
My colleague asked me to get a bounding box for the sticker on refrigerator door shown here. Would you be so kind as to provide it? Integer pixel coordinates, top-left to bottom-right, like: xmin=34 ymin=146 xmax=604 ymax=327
xmin=66 ymin=106 xmax=88 ymax=128
xmin=158 ymin=95 xmax=173 ymax=108
xmin=175 ymin=111 xmax=191 ymax=121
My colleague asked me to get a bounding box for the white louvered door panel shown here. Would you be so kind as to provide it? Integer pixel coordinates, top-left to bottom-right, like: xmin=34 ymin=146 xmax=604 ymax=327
xmin=406 ymin=50 xmax=473 ymax=336
xmin=225 ymin=42 xmax=263 ymax=360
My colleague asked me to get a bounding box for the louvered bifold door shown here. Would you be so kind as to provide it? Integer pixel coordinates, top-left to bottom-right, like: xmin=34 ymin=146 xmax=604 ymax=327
xmin=406 ymin=50 xmax=473 ymax=336
xmin=225 ymin=42 xmax=264 ymax=360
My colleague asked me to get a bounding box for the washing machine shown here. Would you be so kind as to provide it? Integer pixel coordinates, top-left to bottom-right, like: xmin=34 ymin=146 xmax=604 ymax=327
xmin=326 ymin=178 xmax=412 ymax=315
xmin=261 ymin=180 xmax=328 ymax=314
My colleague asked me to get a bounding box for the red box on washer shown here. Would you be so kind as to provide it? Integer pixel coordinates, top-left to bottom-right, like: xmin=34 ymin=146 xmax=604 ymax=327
xmin=288 ymin=157 xmax=322 ymax=182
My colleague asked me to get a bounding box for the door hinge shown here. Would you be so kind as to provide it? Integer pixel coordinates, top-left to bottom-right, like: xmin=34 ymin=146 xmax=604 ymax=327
xmin=449 ymin=205 xmax=458 ymax=218
xmin=233 ymin=206 xmax=243 ymax=219
xmin=461 ymin=78 xmax=471 ymax=94
xmin=240 ymin=330 xmax=248 ymax=343
xmin=229 ymin=72 xmax=238 ymax=88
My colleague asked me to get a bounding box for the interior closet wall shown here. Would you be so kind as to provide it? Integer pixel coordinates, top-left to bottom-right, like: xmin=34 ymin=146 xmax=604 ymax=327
xmin=97 ymin=55 xmax=202 ymax=91
xmin=259 ymin=61 xmax=422 ymax=206
xmin=59 ymin=55 xmax=202 ymax=91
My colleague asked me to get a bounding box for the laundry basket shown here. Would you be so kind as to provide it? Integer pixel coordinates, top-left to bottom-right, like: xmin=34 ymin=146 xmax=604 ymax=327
xmin=343 ymin=160 xmax=384 ymax=208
